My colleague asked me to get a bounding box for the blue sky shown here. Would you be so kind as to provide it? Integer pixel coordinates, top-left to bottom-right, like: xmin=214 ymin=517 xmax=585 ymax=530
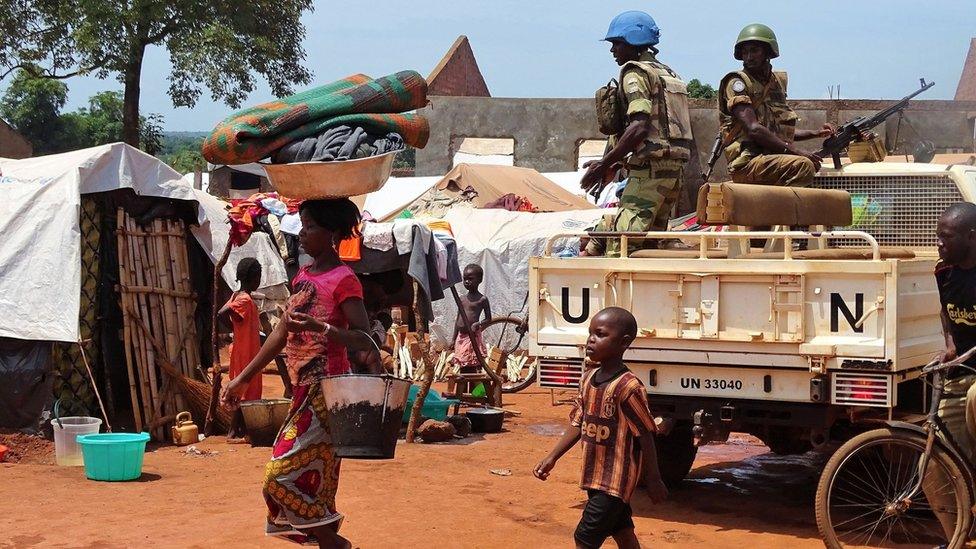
xmin=32 ymin=0 xmax=976 ymax=131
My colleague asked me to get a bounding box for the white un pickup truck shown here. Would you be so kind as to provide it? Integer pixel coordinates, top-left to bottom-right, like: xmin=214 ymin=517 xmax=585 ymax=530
xmin=528 ymin=161 xmax=976 ymax=486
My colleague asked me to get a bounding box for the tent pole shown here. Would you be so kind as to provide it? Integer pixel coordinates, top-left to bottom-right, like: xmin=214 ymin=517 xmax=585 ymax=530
xmin=205 ymin=239 xmax=234 ymax=435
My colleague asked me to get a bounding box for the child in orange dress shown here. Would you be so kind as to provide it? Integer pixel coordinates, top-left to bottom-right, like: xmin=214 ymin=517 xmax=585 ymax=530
xmin=219 ymin=257 xmax=264 ymax=440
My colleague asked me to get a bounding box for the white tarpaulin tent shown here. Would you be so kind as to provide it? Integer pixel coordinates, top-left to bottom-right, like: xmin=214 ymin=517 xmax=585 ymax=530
xmin=353 ymin=175 xmax=440 ymax=221
xmin=543 ymin=171 xmax=591 ymax=200
xmin=0 ymin=143 xmax=287 ymax=342
xmin=428 ymin=206 xmax=605 ymax=344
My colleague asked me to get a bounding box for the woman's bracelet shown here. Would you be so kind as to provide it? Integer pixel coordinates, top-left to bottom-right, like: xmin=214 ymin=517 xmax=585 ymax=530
xmin=322 ymin=322 xmax=333 ymax=335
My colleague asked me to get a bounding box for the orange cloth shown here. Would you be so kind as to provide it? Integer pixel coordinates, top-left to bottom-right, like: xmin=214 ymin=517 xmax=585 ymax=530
xmin=337 ymin=236 xmax=362 ymax=262
xmin=228 ymin=292 xmax=263 ymax=401
xmin=425 ymin=219 xmax=454 ymax=237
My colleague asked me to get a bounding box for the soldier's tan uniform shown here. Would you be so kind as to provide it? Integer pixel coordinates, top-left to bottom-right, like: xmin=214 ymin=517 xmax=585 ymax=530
xmin=586 ymin=51 xmax=692 ymax=257
xmin=718 ymin=70 xmax=815 ymax=186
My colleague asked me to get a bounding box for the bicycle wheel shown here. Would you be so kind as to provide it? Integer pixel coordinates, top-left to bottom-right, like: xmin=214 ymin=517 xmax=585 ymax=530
xmin=815 ymin=427 xmax=972 ymax=549
xmin=478 ymin=316 xmax=537 ymax=393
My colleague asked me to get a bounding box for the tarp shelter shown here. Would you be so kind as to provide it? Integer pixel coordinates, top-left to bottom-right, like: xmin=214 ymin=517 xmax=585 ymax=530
xmin=543 ymin=171 xmax=591 ymax=200
xmin=351 ymin=175 xmax=440 ymax=221
xmin=428 ymin=206 xmax=605 ymax=344
xmin=0 ymin=143 xmax=286 ymax=341
xmin=380 ymin=163 xmax=595 ymax=221
xmin=345 ymin=164 xmax=600 ymax=344
xmin=0 ymin=143 xmax=287 ymax=429
xmin=206 ymin=162 xmax=273 ymax=199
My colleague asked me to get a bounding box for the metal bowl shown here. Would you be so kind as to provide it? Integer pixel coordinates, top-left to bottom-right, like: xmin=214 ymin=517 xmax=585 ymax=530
xmin=239 ymin=398 xmax=292 ymax=446
xmin=263 ymin=151 xmax=398 ymax=199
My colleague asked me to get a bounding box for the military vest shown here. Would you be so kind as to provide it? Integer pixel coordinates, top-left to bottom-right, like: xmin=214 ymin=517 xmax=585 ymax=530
xmin=718 ymin=69 xmax=796 ymax=169
xmin=607 ymin=56 xmax=693 ymax=165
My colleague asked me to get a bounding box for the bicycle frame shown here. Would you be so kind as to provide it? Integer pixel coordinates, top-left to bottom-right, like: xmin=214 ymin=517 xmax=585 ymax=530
xmin=899 ymin=365 xmax=976 ymax=509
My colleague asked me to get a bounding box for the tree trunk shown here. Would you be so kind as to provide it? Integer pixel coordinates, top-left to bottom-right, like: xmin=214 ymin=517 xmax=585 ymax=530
xmin=121 ymin=43 xmax=146 ymax=147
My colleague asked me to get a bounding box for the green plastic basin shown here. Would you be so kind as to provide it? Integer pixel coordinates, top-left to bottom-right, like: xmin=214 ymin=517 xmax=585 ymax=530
xmin=77 ymin=432 xmax=150 ymax=481
xmin=402 ymin=385 xmax=459 ymax=423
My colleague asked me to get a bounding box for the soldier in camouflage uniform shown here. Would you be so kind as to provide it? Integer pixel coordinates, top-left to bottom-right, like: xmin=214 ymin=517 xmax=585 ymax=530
xmin=582 ymin=11 xmax=693 ymax=257
xmin=719 ymin=23 xmax=835 ymax=186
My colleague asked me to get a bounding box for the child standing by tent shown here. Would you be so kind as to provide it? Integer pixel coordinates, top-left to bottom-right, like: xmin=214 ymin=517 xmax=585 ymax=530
xmin=219 ymin=257 xmax=264 ymax=440
xmin=449 ymin=264 xmax=492 ymax=372
xmin=534 ymin=307 xmax=667 ymax=549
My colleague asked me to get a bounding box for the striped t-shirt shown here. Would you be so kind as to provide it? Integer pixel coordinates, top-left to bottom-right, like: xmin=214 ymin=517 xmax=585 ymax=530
xmin=570 ymin=367 xmax=657 ymax=502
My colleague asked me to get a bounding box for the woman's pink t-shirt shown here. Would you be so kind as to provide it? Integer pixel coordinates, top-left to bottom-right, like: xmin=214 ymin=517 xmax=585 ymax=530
xmin=285 ymin=265 xmax=363 ymax=386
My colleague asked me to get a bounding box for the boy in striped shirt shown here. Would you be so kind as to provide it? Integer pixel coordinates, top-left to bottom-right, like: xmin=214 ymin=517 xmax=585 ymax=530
xmin=534 ymin=307 xmax=666 ymax=549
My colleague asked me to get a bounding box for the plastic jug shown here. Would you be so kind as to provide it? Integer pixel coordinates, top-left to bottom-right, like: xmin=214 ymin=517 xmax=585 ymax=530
xmin=171 ymin=411 xmax=199 ymax=446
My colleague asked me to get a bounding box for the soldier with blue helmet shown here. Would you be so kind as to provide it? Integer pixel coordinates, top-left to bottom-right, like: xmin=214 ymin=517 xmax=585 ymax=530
xmin=582 ymin=10 xmax=693 ymax=257
xmin=718 ymin=23 xmax=835 ymax=186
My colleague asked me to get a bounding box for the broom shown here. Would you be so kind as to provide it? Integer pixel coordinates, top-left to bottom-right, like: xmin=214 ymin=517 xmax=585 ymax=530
xmin=126 ymin=306 xmax=231 ymax=429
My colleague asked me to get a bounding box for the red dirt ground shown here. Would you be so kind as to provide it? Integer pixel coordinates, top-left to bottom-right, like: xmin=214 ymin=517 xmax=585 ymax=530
xmin=0 ymin=377 xmax=828 ymax=548
xmin=0 ymin=431 xmax=54 ymax=464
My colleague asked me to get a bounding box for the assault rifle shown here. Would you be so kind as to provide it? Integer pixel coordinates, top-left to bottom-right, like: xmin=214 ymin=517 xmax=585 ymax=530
xmin=701 ymin=132 xmax=724 ymax=183
xmin=817 ymin=78 xmax=934 ymax=169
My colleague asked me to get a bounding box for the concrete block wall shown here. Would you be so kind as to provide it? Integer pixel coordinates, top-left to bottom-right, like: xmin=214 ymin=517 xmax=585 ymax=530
xmin=416 ymin=96 xmax=976 ymax=179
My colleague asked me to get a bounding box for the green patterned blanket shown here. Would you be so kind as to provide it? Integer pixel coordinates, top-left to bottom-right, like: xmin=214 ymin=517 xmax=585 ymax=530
xmin=203 ymin=71 xmax=429 ymax=165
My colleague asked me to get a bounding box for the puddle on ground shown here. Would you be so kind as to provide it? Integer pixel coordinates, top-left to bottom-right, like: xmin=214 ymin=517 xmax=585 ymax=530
xmin=708 ymin=451 xmax=825 ymax=485
xmin=527 ymin=423 xmax=566 ymax=437
xmin=687 ymin=451 xmax=827 ymax=502
xmin=684 ymin=476 xmax=749 ymax=495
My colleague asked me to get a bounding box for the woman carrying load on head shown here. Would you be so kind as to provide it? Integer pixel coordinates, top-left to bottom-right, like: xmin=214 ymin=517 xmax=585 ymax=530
xmin=221 ymin=198 xmax=380 ymax=549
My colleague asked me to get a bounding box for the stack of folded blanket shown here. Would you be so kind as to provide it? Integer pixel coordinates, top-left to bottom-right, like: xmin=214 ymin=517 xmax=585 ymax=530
xmin=202 ymin=71 xmax=429 ymax=165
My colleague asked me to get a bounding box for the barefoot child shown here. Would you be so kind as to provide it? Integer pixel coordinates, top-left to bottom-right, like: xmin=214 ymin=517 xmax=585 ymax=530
xmin=449 ymin=264 xmax=492 ymax=372
xmin=534 ymin=307 xmax=667 ymax=549
xmin=218 ymin=257 xmax=263 ymax=440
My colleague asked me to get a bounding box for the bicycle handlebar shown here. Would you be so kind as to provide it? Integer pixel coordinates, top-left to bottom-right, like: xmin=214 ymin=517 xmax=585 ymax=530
xmin=922 ymin=345 xmax=976 ymax=374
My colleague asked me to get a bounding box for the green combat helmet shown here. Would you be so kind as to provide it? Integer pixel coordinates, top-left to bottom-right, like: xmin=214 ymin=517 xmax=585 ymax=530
xmin=734 ymin=23 xmax=779 ymax=60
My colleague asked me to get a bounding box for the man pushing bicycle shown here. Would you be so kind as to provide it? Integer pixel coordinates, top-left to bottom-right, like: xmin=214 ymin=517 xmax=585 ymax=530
xmin=935 ymin=203 xmax=976 ymax=467
xmin=932 ymin=203 xmax=976 ymax=542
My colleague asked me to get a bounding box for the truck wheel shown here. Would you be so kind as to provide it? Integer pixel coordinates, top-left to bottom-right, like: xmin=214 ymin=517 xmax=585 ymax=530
xmin=655 ymin=421 xmax=697 ymax=488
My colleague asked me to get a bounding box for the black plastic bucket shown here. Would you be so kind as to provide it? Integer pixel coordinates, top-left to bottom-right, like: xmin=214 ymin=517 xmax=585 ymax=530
xmin=465 ymin=408 xmax=504 ymax=433
xmin=321 ymin=374 xmax=411 ymax=459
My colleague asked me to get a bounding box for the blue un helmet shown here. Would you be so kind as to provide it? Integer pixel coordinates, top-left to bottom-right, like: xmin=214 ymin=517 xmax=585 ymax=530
xmin=603 ymin=11 xmax=660 ymax=47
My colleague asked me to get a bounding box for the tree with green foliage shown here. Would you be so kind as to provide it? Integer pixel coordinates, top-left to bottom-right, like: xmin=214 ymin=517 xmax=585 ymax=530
xmin=1 ymin=69 xmax=165 ymax=154
xmin=159 ymin=133 xmax=206 ymax=173
xmin=80 ymin=91 xmax=125 ymax=147
xmin=163 ymin=148 xmax=206 ymax=174
xmin=687 ymin=79 xmax=718 ymax=100
xmin=1 ymin=0 xmax=314 ymax=146
xmin=73 ymin=91 xmax=165 ymax=153
xmin=0 ymin=67 xmax=69 ymax=154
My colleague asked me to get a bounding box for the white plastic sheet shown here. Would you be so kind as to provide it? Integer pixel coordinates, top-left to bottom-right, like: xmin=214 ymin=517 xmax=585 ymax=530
xmin=0 ymin=143 xmax=287 ymax=342
xmin=428 ymin=206 xmax=606 ymax=344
